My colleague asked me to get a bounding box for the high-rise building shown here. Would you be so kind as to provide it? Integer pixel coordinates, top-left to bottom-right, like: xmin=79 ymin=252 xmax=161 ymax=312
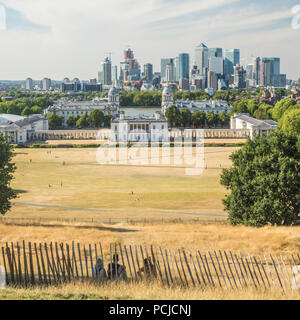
xmin=207 ymin=71 xmax=218 ymax=91
xmin=208 ymin=48 xmax=223 ymax=59
xmin=234 ymin=65 xmax=246 ymax=88
xmin=166 ymin=63 xmax=175 ymax=82
xmin=99 ymin=57 xmax=112 ymax=85
xmin=161 ymin=58 xmax=174 ymax=80
xmin=252 ymin=57 xmax=261 ymax=86
xmin=112 ymin=66 xmax=118 ymax=82
xmin=195 ymin=43 xmax=208 ymax=75
xmin=143 ymin=63 xmax=153 ymax=82
xmin=179 ymin=78 xmax=190 ymax=91
xmin=261 ymin=57 xmax=284 ymax=87
xmin=42 ymin=78 xmax=51 ymax=91
xmin=174 ymin=57 xmax=180 ymax=82
xmin=209 ymin=57 xmax=224 ymax=75
xmin=224 ymin=49 xmax=240 ymax=75
xmin=25 ymin=78 xmax=33 ymax=91
xmin=178 ymin=53 xmax=190 ymax=80
xmin=122 ymin=47 xmax=140 ymax=81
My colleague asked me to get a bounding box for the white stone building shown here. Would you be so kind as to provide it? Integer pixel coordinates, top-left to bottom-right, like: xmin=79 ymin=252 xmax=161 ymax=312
xmin=231 ymin=113 xmax=278 ymax=139
xmin=111 ymin=111 xmax=168 ymax=142
xmin=161 ymin=86 xmax=232 ymax=114
xmin=0 ymin=114 xmax=48 ymax=143
xmin=45 ymin=87 xmax=120 ymax=127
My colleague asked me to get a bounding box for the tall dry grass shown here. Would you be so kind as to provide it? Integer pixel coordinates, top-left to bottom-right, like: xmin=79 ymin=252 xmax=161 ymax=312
xmin=1 ymin=281 xmax=299 ymax=300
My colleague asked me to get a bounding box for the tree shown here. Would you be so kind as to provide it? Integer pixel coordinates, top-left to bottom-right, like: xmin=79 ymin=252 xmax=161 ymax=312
xmin=66 ymin=115 xmax=76 ymax=128
xmin=220 ymin=130 xmax=300 ymax=226
xmin=219 ymin=111 xmax=230 ymax=127
xmin=279 ymin=109 xmax=300 ymax=136
xmin=165 ymin=105 xmax=181 ymax=128
xmin=206 ymin=111 xmax=219 ymax=127
xmin=89 ymin=109 xmax=104 ymax=128
xmin=47 ymin=113 xmax=63 ymax=129
xmin=0 ymin=133 xmax=17 ymax=215
xmin=180 ymin=108 xmax=192 ymax=128
xmin=253 ymin=104 xmax=273 ymax=120
xmin=21 ymin=106 xmax=32 ymax=116
xmin=272 ymin=98 xmax=296 ymax=121
xmin=192 ymin=110 xmax=206 ymax=128
xmin=76 ymin=113 xmax=89 ymax=128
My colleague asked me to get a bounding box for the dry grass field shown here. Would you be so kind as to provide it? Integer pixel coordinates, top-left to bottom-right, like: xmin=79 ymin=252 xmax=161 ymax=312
xmin=1 ymin=144 xmax=299 ymax=300
xmin=1 ymin=281 xmax=299 ymax=300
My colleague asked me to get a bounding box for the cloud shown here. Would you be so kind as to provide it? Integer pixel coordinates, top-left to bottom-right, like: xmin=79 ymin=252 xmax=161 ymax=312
xmin=0 ymin=0 xmax=299 ymax=80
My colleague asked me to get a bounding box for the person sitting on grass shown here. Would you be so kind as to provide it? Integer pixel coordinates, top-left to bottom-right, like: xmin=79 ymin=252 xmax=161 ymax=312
xmin=107 ymin=254 xmax=127 ymax=280
xmin=93 ymin=258 xmax=106 ymax=279
xmin=137 ymin=257 xmax=157 ymax=279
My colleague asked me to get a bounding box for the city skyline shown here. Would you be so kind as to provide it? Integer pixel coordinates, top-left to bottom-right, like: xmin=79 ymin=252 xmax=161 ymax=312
xmin=0 ymin=0 xmax=299 ymax=80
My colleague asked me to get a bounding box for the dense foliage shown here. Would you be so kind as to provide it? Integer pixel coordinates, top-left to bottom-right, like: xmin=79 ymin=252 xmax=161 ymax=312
xmin=220 ymin=130 xmax=300 ymax=226
xmin=0 ymin=133 xmax=17 ymax=215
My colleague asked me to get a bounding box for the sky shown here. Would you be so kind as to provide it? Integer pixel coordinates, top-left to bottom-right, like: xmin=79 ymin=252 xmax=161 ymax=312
xmin=0 ymin=0 xmax=299 ymax=80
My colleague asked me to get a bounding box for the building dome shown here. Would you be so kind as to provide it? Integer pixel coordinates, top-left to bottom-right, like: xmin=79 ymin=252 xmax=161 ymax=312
xmin=109 ymin=87 xmax=119 ymax=95
xmin=162 ymin=87 xmax=173 ymax=95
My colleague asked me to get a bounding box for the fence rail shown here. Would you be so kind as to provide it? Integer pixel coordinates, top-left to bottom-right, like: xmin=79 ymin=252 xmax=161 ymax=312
xmin=1 ymin=241 xmax=299 ymax=291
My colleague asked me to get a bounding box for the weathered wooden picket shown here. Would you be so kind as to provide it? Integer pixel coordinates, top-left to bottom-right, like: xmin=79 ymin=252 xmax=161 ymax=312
xmin=1 ymin=241 xmax=300 ymax=290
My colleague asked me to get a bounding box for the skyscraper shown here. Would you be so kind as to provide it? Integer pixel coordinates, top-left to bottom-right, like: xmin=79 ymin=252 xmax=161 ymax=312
xmin=234 ymin=65 xmax=246 ymax=88
xmin=25 ymin=78 xmax=33 ymax=91
xmin=208 ymin=48 xmax=223 ymax=59
xmin=195 ymin=43 xmax=208 ymax=75
xmin=42 ymin=78 xmax=51 ymax=91
xmin=161 ymin=58 xmax=174 ymax=80
xmin=224 ymin=49 xmax=240 ymax=75
xmin=252 ymin=57 xmax=261 ymax=86
xmin=261 ymin=57 xmax=280 ymax=86
xmin=99 ymin=57 xmax=112 ymax=85
xmin=143 ymin=63 xmax=153 ymax=82
xmin=209 ymin=57 xmax=224 ymax=75
xmin=178 ymin=53 xmax=190 ymax=80
xmin=112 ymin=66 xmax=118 ymax=82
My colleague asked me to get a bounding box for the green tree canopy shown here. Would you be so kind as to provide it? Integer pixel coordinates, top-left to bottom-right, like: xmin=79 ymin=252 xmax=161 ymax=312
xmin=47 ymin=113 xmax=63 ymax=129
xmin=76 ymin=113 xmax=89 ymax=128
xmin=279 ymin=109 xmax=300 ymax=136
xmin=165 ymin=105 xmax=181 ymax=128
xmin=0 ymin=133 xmax=17 ymax=215
xmin=272 ymin=98 xmax=296 ymax=121
xmin=220 ymin=130 xmax=300 ymax=226
xmin=89 ymin=109 xmax=105 ymax=128
xmin=192 ymin=110 xmax=206 ymax=128
xmin=179 ymin=108 xmax=192 ymax=128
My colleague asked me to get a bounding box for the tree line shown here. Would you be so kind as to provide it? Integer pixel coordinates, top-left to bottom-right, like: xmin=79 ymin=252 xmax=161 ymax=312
xmin=165 ymin=105 xmax=230 ymax=128
xmin=47 ymin=109 xmax=112 ymax=130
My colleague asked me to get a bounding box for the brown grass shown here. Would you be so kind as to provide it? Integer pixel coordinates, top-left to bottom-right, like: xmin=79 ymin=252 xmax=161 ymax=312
xmin=1 ymin=281 xmax=299 ymax=300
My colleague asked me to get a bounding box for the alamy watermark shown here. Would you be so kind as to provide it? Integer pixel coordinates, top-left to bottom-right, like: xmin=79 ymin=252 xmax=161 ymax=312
xmin=0 ymin=4 xmax=6 ymax=30
xmin=96 ymin=129 xmax=205 ymax=176
xmin=292 ymin=5 xmax=300 ymax=30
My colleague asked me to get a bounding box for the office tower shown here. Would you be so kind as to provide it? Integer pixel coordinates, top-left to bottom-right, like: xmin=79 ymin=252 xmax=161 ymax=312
xmin=122 ymin=47 xmax=140 ymax=81
xmin=208 ymin=48 xmax=223 ymax=59
xmin=143 ymin=63 xmax=153 ymax=82
xmin=161 ymin=58 xmax=174 ymax=80
xmin=25 ymin=78 xmax=33 ymax=91
xmin=179 ymin=78 xmax=190 ymax=90
xmin=252 ymin=57 xmax=261 ymax=86
xmin=112 ymin=65 xmax=118 ymax=82
xmin=209 ymin=57 xmax=224 ymax=75
xmin=99 ymin=57 xmax=112 ymax=85
xmin=174 ymin=57 xmax=180 ymax=82
xmin=224 ymin=49 xmax=240 ymax=75
xmin=207 ymin=71 xmax=218 ymax=91
xmin=246 ymin=64 xmax=253 ymax=80
xmin=261 ymin=57 xmax=284 ymax=87
xmin=195 ymin=43 xmax=208 ymax=75
xmin=178 ymin=53 xmax=190 ymax=80
xmin=234 ymin=65 xmax=246 ymax=88
xmin=166 ymin=63 xmax=175 ymax=82
xmin=42 ymin=78 xmax=51 ymax=91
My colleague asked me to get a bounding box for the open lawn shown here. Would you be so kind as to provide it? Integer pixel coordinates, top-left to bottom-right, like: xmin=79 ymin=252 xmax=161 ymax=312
xmin=10 ymin=146 xmax=237 ymax=221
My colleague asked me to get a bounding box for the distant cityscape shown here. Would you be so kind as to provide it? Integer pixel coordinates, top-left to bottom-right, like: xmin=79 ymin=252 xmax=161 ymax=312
xmin=1 ymin=43 xmax=300 ymax=94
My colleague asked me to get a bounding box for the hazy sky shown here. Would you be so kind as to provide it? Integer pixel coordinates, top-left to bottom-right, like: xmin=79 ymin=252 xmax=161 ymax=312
xmin=0 ymin=0 xmax=299 ymax=80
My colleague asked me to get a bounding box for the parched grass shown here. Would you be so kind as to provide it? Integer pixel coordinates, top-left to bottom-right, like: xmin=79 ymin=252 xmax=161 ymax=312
xmin=1 ymin=281 xmax=299 ymax=300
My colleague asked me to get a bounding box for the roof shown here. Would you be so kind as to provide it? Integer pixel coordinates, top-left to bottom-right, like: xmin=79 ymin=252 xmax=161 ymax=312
xmin=233 ymin=114 xmax=278 ymax=128
xmin=14 ymin=116 xmax=46 ymax=128
xmin=0 ymin=114 xmax=25 ymax=123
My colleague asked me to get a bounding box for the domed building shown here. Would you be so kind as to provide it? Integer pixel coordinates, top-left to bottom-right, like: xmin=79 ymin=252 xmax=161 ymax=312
xmin=161 ymin=86 xmax=174 ymax=113
xmin=108 ymin=87 xmax=120 ymax=108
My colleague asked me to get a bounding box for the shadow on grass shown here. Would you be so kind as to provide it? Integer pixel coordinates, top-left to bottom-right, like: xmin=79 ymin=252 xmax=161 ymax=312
xmin=1 ymin=221 xmax=137 ymax=233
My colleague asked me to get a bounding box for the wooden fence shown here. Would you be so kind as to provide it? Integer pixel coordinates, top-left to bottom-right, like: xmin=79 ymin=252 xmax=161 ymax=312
xmin=1 ymin=241 xmax=300 ymax=291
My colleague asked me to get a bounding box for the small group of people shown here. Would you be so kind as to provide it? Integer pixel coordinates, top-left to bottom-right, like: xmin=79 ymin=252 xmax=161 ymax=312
xmin=93 ymin=254 xmax=157 ymax=280
xmin=93 ymin=254 xmax=127 ymax=280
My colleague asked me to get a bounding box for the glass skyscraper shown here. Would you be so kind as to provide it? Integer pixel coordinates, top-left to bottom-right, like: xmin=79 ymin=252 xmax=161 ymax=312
xmin=178 ymin=53 xmax=190 ymax=80
xmin=224 ymin=49 xmax=240 ymax=75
